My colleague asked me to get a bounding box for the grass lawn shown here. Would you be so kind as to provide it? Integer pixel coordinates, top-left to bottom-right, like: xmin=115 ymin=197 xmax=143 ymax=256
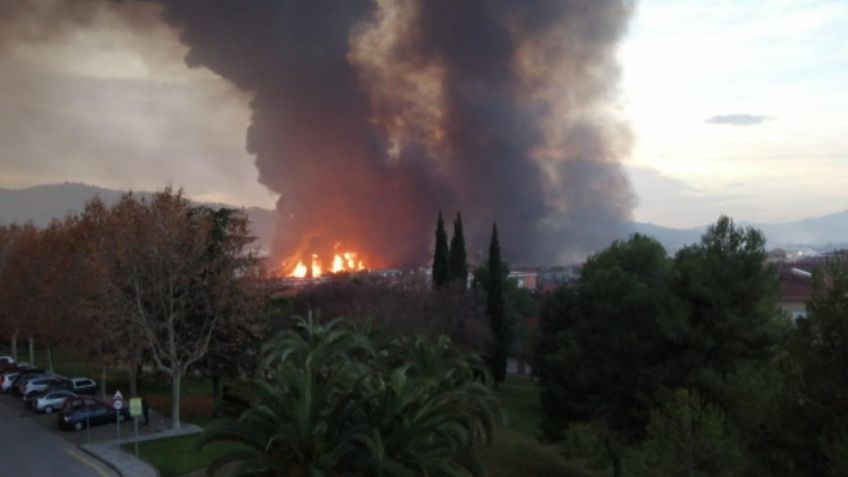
xmin=480 ymin=376 xmax=590 ymax=477
xmin=130 ymin=375 xmax=585 ymax=477
xmin=123 ymin=434 xmax=245 ymax=477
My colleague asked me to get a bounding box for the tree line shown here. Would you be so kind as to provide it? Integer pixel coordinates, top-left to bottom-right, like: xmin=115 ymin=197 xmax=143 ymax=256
xmin=534 ymin=216 xmax=848 ymax=476
xmin=432 ymin=211 xmax=468 ymax=289
xmin=0 ymin=188 xmax=265 ymax=429
xmin=431 ymin=213 xmax=513 ymax=387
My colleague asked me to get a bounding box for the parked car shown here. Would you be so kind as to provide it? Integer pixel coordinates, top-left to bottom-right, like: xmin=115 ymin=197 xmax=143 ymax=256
xmin=24 ymin=378 xmax=68 ymax=408
xmin=0 ymin=371 xmax=22 ymax=393
xmin=11 ymin=371 xmax=47 ymax=395
xmin=61 ymin=395 xmax=99 ymax=412
xmin=15 ymin=373 xmax=54 ymax=395
xmin=33 ymin=390 xmax=77 ymax=414
xmin=0 ymin=356 xmax=16 ymax=367
xmin=50 ymin=377 xmax=96 ymax=395
xmin=58 ymin=403 xmax=129 ymax=431
xmin=0 ymin=363 xmax=25 ymax=372
xmin=22 ymin=376 xmax=66 ymax=398
xmin=23 ymin=390 xmax=40 ymax=408
xmin=11 ymin=367 xmax=44 ymax=377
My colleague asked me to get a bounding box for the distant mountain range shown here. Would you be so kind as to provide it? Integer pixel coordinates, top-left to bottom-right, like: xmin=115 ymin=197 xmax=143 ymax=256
xmin=0 ymin=183 xmax=277 ymax=254
xmin=1 ymin=183 xmax=846 ymax=255
xmin=631 ymin=210 xmax=848 ymax=252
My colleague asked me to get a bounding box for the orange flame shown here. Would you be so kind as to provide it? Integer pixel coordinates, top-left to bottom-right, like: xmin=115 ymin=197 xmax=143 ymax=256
xmin=291 ymin=260 xmax=308 ymax=278
xmin=330 ymin=251 xmax=365 ymax=273
xmin=311 ymin=254 xmax=322 ymax=278
xmin=286 ymin=248 xmax=366 ymax=278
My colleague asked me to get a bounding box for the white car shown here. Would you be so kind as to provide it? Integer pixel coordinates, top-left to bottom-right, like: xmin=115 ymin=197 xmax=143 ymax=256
xmin=21 ymin=375 xmax=65 ymax=397
xmin=34 ymin=390 xmax=77 ymax=414
xmin=0 ymin=356 xmax=15 ymax=365
xmin=0 ymin=371 xmax=21 ymax=392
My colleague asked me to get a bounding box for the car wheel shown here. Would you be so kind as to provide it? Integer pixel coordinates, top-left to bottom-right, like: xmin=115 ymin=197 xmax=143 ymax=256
xmin=73 ymin=421 xmax=83 ymax=431
xmin=44 ymin=406 xmax=53 ymax=414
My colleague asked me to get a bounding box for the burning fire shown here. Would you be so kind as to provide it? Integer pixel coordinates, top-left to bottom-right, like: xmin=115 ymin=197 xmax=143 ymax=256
xmin=287 ymin=250 xmax=365 ymax=278
xmin=332 ymin=252 xmax=365 ymax=273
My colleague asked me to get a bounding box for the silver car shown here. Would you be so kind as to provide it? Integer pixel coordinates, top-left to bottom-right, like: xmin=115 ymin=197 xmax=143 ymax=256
xmin=34 ymin=390 xmax=77 ymax=414
xmin=0 ymin=371 xmax=21 ymax=392
xmin=22 ymin=375 xmax=64 ymax=397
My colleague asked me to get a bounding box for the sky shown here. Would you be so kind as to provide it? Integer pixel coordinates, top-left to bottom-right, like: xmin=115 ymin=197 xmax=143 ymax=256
xmin=620 ymin=0 xmax=848 ymax=227
xmin=0 ymin=0 xmax=846 ymax=228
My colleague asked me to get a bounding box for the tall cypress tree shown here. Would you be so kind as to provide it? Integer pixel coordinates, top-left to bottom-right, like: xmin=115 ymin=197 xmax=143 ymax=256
xmin=432 ymin=211 xmax=450 ymax=289
xmin=448 ymin=213 xmax=467 ymax=287
xmin=486 ymin=223 xmax=508 ymax=385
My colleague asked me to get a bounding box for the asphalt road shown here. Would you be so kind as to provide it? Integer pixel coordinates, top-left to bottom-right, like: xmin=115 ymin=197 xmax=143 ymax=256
xmin=0 ymin=396 xmax=118 ymax=477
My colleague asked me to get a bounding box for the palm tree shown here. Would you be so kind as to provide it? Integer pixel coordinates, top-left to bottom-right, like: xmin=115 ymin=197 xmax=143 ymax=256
xmin=200 ymin=315 xmax=499 ymax=476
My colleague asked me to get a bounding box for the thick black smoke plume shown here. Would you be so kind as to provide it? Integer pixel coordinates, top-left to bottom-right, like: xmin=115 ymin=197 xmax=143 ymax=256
xmin=2 ymin=0 xmax=636 ymax=267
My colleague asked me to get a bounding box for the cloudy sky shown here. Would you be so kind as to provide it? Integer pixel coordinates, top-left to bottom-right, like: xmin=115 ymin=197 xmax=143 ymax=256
xmin=620 ymin=0 xmax=848 ymax=227
xmin=0 ymin=0 xmax=846 ymax=228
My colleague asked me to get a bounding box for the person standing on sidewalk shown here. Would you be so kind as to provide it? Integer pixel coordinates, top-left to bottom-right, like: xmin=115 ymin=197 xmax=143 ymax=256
xmin=142 ymin=397 xmax=149 ymax=425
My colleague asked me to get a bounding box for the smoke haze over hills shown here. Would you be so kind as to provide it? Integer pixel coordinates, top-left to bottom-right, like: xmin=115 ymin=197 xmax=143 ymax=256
xmin=2 ymin=183 xmax=845 ymax=261
xmin=0 ymin=0 xmax=636 ymax=268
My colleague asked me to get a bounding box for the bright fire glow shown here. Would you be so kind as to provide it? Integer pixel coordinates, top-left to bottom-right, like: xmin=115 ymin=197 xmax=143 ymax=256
xmin=291 ymin=261 xmax=308 ymax=278
xmin=311 ymin=254 xmax=322 ymax=278
xmin=287 ymin=249 xmax=366 ymax=278
xmin=331 ymin=251 xmax=365 ymax=273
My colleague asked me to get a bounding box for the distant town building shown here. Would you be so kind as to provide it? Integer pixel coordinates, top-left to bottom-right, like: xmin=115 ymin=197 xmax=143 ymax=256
xmin=768 ymin=247 xmax=822 ymax=263
xmin=775 ymin=258 xmax=826 ymax=321
xmin=508 ymin=270 xmax=538 ymax=290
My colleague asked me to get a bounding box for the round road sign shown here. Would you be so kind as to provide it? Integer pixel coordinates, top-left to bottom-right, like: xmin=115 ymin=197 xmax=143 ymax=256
xmin=113 ymin=390 xmax=125 ymax=409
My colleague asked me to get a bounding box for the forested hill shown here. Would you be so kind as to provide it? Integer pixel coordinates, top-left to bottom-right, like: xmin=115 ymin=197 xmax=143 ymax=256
xmin=0 ymin=183 xmax=276 ymax=254
xmin=1 ymin=182 xmax=846 ymax=256
xmin=631 ymin=209 xmax=848 ymax=252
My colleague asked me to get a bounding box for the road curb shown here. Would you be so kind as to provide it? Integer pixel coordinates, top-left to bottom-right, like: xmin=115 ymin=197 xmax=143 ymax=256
xmin=78 ymin=443 xmax=124 ymax=477
xmin=82 ymin=442 xmax=162 ymax=477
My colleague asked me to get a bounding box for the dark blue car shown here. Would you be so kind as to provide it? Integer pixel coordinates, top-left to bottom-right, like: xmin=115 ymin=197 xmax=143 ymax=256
xmin=57 ymin=402 xmax=130 ymax=431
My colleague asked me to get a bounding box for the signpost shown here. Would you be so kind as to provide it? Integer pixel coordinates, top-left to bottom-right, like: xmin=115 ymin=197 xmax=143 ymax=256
xmin=129 ymin=397 xmax=142 ymax=457
xmin=112 ymin=390 xmax=124 ymax=442
xmin=86 ymin=401 xmax=91 ymax=444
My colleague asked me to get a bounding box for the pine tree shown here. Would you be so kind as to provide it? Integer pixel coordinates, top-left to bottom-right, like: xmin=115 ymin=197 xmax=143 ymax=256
xmin=486 ymin=223 xmax=507 ymax=385
xmin=432 ymin=212 xmax=450 ymax=289
xmin=448 ymin=213 xmax=467 ymax=287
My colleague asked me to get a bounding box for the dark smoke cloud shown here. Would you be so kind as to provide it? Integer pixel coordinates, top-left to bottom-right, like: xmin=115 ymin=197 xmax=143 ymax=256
xmin=3 ymin=0 xmax=636 ymax=267
xmin=158 ymin=0 xmax=636 ymax=267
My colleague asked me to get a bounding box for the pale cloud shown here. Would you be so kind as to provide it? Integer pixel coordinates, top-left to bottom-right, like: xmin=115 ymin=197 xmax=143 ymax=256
xmin=705 ymin=114 xmax=773 ymax=126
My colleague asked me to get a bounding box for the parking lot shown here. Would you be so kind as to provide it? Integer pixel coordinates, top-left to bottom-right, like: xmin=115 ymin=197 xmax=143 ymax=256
xmin=0 ymin=396 xmax=119 ymax=477
xmin=0 ymin=367 xmax=182 ymax=476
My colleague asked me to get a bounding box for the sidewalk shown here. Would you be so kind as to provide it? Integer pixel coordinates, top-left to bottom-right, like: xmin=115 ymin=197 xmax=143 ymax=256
xmin=82 ymin=423 xmax=203 ymax=477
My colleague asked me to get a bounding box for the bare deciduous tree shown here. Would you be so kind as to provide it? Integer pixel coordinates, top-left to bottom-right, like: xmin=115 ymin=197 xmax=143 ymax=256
xmin=93 ymin=189 xmax=259 ymax=429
